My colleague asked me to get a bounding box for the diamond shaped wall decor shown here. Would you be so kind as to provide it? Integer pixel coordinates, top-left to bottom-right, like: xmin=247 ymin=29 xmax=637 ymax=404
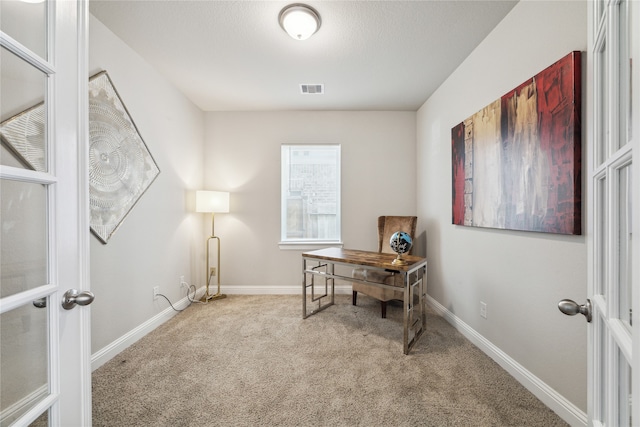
xmin=88 ymin=71 xmax=160 ymax=244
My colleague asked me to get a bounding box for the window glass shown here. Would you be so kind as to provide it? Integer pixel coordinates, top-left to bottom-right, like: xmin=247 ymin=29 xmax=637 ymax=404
xmin=595 ymin=0 xmax=605 ymax=27
xmin=618 ymin=0 xmax=632 ymax=148
xmin=618 ymin=349 xmax=632 ymax=426
xmin=617 ymin=162 xmax=632 ymax=330
xmin=596 ymin=174 xmax=608 ymax=298
xmin=0 ymin=179 xmax=47 ymax=298
xmin=597 ymin=317 xmax=607 ymax=423
xmin=596 ymin=36 xmax=609 ymax=166
xmin=281 ymin=144 xmax=341 ymax=243
xmin=0 ymin=0 xmax=47 ymax=59
xmin=0 ymin=301 xmax=49 ymax=427
xmin=1 ymin=47 xmax=47 ymax=172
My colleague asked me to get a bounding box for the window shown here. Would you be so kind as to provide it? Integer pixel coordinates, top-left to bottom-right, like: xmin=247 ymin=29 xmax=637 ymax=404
xmin=280 ymin=144 xmax=341 ymax=247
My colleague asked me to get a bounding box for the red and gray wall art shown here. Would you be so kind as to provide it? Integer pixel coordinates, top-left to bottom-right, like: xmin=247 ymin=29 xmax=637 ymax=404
xmin=451 ymin=51 xmax=582 ymax=235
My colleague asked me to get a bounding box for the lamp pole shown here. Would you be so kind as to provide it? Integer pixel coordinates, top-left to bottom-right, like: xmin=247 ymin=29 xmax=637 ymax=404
xmin=202 ymin=212 xmax=226 ymax=302
xmin=195 ymin=190 xmax=229 ymax=302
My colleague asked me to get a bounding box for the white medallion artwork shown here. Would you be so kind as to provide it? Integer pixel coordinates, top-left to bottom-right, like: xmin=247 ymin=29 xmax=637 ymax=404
xmin=1 ymin=71 xmax=160 ymax=244
xmin=88 ymin=71 xmax=160 ymax=243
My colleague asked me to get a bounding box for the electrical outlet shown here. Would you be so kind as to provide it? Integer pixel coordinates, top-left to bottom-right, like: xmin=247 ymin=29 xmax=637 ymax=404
xmin=480 ymin=301 xmax=487 ymax=319
xmin=210 ymin=267 xmax=216 ymax=276
xmin=179 ymin=275 xmax=185 ymax=285
xmin=153 ymin=286 xmax=160 ymax=300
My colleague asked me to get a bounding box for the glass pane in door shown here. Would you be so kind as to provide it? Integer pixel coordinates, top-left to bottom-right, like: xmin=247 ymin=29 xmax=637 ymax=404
xmin=596 ymin=174 xmax=608 ymax=298
xmin=0 ymin=0 xmax=47 ymax=59
xmin=0 ymin=301 xmax=49 ymax=427
xmin=29 ymin=410 xmax=47 ymax=427
xmin=618 ymin=349 xmax=632 ymax=426
xmin=0 ymin=47 xmax=47 ymax=172
xmin=618 ymin=0 xmax=632 ymax=149
xmin=595 ymin=0 xmax=605 ymax=27
xmin=0 ymin=179 xmax=47 ymax=298
xmin=596 ymin=36 xmax=609 ymax=166
xmin=618 ymin=162 xmax=632 ymax=329
xmin=597 ymin=316 xmax=607 ymax=423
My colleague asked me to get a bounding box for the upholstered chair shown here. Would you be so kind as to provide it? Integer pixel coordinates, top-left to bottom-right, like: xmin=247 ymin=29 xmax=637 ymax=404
xmin=352 ymin=216 xmax=417 ymax=318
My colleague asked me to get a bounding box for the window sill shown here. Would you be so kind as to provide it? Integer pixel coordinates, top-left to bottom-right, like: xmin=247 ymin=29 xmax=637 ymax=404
xmin=278 ymin=241 xmax=344 ymax=251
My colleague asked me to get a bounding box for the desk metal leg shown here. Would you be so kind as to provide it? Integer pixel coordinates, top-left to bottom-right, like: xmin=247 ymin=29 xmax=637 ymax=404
xmin=403 ymin=266 xmax=426 ymax=354
xmin=302 ymin=254 xmax=426 ymax=354
xmin=302 ymin=259 xmax=335 ymax=318
xmin=403 ymin=271 xmax=410 ymax=354
xmin=302 ymin=258 xmax=307 ymax=318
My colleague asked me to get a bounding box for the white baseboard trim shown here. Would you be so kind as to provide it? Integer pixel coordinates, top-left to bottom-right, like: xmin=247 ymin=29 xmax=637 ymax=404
xmin=222 ymin=284 xmax=353 ymax=295
xmin=425 ymin=295 xmax=587 ymax=427
xmin=91 ymin=294 xmax=193 ymax=371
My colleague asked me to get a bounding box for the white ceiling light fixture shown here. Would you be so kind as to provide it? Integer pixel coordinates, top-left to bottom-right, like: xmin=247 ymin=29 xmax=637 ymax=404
xmin=279 ymin=4 xmax=321 ymax=41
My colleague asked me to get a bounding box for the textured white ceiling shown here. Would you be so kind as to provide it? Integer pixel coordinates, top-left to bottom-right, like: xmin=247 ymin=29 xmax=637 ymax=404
xmin=90 ymin=1 xmax=518 ymax=112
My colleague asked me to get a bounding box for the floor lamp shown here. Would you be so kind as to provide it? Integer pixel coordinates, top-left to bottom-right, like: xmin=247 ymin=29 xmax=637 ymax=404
xmin=196 ymin=190 xmax=229 ymax=302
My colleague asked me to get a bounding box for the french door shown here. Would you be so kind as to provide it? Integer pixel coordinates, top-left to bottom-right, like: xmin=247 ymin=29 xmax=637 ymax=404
xmin=0 ymin=1 xmax=91 ymax=426
xmin=588 ymin=0 xmax=639 ymax=425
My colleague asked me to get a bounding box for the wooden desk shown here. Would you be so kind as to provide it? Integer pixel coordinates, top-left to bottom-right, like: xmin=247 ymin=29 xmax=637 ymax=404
xmin=302 ymin=248 xmax=427 ymax=354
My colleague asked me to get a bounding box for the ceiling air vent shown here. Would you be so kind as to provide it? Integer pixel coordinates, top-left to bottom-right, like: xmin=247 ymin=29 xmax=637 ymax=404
xmin=300 ymin=84 xmax=324 ymax=95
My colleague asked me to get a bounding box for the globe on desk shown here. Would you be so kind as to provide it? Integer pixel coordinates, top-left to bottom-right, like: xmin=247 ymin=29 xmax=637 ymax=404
xmin=389 ymin=231 xmax=412 ymax=266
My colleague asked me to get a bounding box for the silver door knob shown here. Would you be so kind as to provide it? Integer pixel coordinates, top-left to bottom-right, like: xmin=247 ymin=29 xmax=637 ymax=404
xmin=558 ymin=299 xmax=592 ymax=323
xmin=62 ymin=289 xmax=95 ymax=310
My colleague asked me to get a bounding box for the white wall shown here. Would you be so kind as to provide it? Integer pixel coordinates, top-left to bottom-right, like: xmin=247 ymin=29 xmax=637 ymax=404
xmin=89 ymin=15 xmax=205 ymax=354
xmin=203 ymin=111 xmax=417 ymax=291
xmin=417 ymin=0 xmax=587 ymax=414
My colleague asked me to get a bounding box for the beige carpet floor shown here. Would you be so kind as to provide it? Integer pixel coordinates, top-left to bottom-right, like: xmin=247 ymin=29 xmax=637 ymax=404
xmin=92 ymin=294 xmax=569 ymax=426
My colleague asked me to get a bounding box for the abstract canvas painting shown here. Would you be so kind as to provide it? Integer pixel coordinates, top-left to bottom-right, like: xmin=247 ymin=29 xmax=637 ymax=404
xmin=452 ymin=51 xmax=581 ymax=235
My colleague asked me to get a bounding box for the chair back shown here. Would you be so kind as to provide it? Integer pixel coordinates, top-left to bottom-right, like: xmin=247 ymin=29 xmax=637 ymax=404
xmin=377 ymin=216 xmax=417 ymax=255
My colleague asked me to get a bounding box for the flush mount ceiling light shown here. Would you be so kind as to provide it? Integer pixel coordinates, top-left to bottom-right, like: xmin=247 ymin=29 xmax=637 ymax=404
xmin=279 ymin=4 xmax=321 ymax=41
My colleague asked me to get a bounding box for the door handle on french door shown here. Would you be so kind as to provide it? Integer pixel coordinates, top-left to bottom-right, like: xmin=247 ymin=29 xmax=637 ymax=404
xmin=558 ymin=299 xmax=592 ymax=323
xmin=62 ymin=289 xmax=95 ymax=310
xmin=33 ymin=298 xmax=47 ymax=308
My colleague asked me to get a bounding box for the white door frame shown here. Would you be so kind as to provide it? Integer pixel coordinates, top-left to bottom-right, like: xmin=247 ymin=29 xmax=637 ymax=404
xmin=0 ymin=0 xmax=91 ymax=425
xmin=586 ymin=0 xmax=639 ymax=425
xmin=631 ymin=0 xmax=639 ymax=423
xmin=54 ymin=0 xmax=92 ymax=425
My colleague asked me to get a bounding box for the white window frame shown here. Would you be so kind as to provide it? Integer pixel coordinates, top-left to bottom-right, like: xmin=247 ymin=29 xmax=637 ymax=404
xmin=279 ymin=143 xmax=342 ymax=250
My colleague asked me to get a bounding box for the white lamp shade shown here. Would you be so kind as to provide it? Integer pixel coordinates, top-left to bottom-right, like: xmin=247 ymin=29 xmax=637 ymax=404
xmin=196 ymin=190 xmax=230 ymax=213
xmin=279 ymin=5 xmax=321 ymax=41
